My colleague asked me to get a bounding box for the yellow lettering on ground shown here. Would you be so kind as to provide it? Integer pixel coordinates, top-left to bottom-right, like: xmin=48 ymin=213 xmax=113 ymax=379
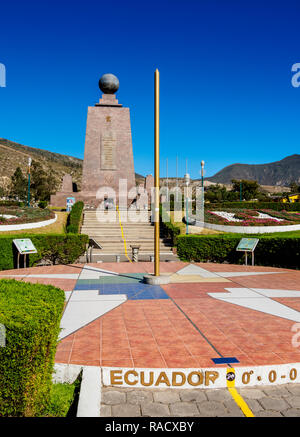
xmin=110 ymin=370 xmax=123 ymax=385
xmin=124 ymin=370 xmax=138 ymax=385
xmin=155 ymin=371 xmax=171 ymax=387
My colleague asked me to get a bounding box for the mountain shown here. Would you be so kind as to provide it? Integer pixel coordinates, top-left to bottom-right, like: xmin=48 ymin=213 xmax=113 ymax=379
xmin=206 ymin=155 xmax=300 ymax=186
xmin=0 ymin=138 xmax=145 ymax=191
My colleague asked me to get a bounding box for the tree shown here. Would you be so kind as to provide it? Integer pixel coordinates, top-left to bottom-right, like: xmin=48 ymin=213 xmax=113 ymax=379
xmin=231 ymin=179 xmax=260 ymax=201
xmin=31 ymin=161 xmax=50 ymax=201
xmin=289 ymin=181 xmax=300 ymax=193
xmin=204 ymin=184 xmax=239 ymax=202
xmin=46 ymin=166 xmax=57 ymax=196
xmin=10 ymin=167 xmax=27 ymax=201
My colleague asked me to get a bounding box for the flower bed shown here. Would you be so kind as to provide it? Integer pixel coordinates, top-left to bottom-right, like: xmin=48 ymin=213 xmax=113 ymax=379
xmin=0 ymin=207 xmax=54 ymax=225
xmin=205 ymin=209 xmax=300 ymax=227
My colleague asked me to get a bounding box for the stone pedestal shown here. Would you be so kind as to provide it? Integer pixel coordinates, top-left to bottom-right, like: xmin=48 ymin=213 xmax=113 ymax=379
xmin=50 ymin=174 xmax=75 ymax=207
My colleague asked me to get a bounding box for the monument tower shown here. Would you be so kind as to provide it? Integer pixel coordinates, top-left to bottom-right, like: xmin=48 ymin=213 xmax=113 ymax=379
xmin=81 ymin=73 xmax=135 ymax=205
xmin=51 ymin=73 xmax=136 ymax=207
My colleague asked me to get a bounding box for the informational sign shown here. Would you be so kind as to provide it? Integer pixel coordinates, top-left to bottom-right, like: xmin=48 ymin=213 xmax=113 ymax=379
xmin=13 ymin=238 xmax=37 ymax=254
xmin=66 ymin=197 xmax=76 ymax=212
xmin=236 ymin=238 xmax=259 ymax=252
xmin=236 ymin=238 xmax=259 ymax=266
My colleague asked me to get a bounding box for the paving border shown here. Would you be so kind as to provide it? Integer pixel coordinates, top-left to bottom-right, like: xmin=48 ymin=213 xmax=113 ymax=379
xmin=102 ymin=363 xmax=300 ymax=389
xmin=53 ymin=363 xmax=102 ymax=417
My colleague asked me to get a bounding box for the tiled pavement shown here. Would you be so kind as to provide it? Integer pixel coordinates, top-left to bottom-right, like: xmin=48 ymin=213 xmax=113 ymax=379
xmin=100 ymin=384 xmax=300 ymax=417
xmin=1 ymin=262 xmax=300 ymax=368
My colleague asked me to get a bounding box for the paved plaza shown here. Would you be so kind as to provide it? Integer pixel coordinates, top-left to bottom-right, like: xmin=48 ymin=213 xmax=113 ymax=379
xmin=2 ymin=261 xmax=300 ymax=368
xmin=3 ymin=261 xmax=300 ymax=417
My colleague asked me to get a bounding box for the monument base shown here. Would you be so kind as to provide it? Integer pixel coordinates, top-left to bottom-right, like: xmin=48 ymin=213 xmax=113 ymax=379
xmin=143 ymin=274 xmax=171 ymax=285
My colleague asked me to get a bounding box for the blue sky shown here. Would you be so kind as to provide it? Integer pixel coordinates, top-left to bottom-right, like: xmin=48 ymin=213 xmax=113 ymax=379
xmin=0 ymin=0 xmax=299 ymax=179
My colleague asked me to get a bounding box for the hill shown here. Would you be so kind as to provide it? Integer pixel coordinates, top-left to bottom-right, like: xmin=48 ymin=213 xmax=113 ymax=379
xmin=0 ymin=138 xmax=83 ymax=192
xmin=0 ymin=138 xmax=145 ymax=191
xmin=206 ymin=155 xmax=300 ymax=186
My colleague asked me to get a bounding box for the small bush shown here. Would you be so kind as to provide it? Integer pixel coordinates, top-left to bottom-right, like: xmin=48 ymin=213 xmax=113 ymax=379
xmin=160 ymin=206 xmax=181 ymax=245
xmin=66 ymin=201 xmax=84 ymax=234
xmin=38 ymin=200 xmax=48 ymax=209
xmin=0 ymin=280 xmax=65 ymax=416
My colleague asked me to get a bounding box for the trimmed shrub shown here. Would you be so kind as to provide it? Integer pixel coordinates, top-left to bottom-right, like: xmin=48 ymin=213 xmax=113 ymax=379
xmin=0 ymin=280 xmax=65 ymax=416
xmin=0 ymin=201 xmax=21 ymax=207
xmin=66 ymin=201 xmax=84 ymax=234
xmin=38 ymin=200 xmax=48 ymax=209
xmin=177 ymin=233 xmax=300 ymax=269
xmin=0 ymin=233 xmax=89 ymax=270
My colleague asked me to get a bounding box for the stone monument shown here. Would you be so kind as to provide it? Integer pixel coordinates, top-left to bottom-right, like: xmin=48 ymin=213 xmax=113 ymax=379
xmin=61 ymin=174 xmax=73 ymax=193
xmin=51 ymin=73 xmax=136 ymax=207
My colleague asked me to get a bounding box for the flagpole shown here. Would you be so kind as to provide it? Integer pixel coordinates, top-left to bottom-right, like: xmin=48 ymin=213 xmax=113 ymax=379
xmin=154 ymin=69 xmax=160 ymax=276
xmin=144 ymin=69 xmax=170 ymax=285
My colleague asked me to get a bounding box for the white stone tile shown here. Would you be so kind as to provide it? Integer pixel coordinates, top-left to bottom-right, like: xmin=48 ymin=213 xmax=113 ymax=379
xmin=79 ymin=265 xmax=117 ymax=279
xmin=59 ymin=295 xmax=126 ymax=339
xmin=208 ymin=288 xmax=300 ymax=322
xmin=216 ymin=271 xmax=283 ymax=278
xmin=176 ymin=264 xmax=219 ymax=278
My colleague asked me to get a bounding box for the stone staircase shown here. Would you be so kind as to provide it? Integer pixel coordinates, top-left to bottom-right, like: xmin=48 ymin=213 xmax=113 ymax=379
xmin=80 ymin=210 xmax=177 ymax=262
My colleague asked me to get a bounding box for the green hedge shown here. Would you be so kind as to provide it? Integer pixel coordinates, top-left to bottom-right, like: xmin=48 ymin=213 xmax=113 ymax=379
xmin=206 ymin=202 xmax=300 ymax=211
xmin=0 ymin=280 xmax=65 ymax=416
xmin=177 ymin=233 xmax=300 ymax=269
xmin=160 ymin=206 xmax=181 ymax=245
xmin=66 ymin=201 xmax=84 ymax=234
xmin=0 ymin=233 xmax=89 ymax=270
xmin=0 ymin=201 xmax=22 ymax=207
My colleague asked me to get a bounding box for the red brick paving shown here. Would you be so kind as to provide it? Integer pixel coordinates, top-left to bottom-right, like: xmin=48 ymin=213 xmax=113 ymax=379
xmin=2 ymin=262 xmax=300 ymax=368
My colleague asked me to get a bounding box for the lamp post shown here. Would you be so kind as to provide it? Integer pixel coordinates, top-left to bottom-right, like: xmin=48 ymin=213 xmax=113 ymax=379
xmin=27 ymin=157 xmax=32 ymax=207
xmin=184 ymin=172 xmax=190 ymax=235
xmin=201 ymin=160 xmax=205 ymax=211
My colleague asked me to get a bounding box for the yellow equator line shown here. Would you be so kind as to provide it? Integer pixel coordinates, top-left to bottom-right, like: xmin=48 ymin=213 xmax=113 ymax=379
xmin=116 ymin=205 xmax=132 ymax=263
xmin=226 ymin=368 xmax=255 ymax=417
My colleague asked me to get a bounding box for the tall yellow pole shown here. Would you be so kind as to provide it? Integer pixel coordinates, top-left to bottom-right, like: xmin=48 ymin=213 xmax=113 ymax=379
xmin=154 ymin=69 xmax=160 ymax=276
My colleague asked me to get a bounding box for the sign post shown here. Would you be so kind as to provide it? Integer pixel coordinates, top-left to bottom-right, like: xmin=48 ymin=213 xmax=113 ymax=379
xmin=236 ymin=238 xmax=259 ymax=266
xmin=13 ymin=238 xmax=37 ymax=269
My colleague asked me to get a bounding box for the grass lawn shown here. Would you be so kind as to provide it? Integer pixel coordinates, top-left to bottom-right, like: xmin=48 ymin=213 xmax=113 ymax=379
xmin=39 ymin=380 xmax=80 ymax=417
xmin=1 ymin=211 xmax=68 ymax=235
xmin=169 ymin=210 xmax=221 ymax=235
